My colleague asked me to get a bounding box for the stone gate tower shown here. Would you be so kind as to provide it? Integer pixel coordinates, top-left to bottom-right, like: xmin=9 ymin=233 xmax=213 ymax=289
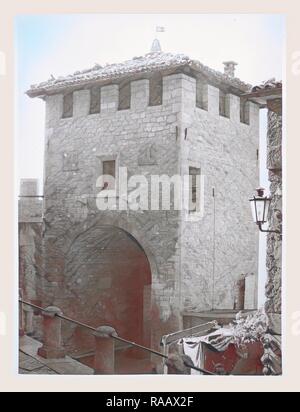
xmin=26 ymin=44 xmax=260 ymax=365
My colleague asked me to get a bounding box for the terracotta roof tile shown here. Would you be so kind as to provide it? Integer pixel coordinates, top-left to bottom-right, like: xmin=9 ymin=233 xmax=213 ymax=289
xmin=27 ymin=51 xmax=252 ymax=97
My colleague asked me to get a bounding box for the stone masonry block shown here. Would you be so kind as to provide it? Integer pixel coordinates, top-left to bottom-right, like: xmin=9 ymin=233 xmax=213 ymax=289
xmin=73 ymin=90 xmax=90 ymax=117
xmin=228 ymin=94 xmax=240 ymax=123
xmin=101 ymin=85 xmax=119 ymax=112
xmin=207 ymin=85 xmax=219 ymax=115
xmin=45 ymin=94 xmax=63 ymax=127
xmin=131 ymin=79 xmax=149 ymax=109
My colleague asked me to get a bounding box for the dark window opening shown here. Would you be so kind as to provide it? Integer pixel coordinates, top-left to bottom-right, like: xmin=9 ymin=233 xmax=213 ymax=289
xmin=219 ymin=90 xmax=230 ymax=118
xmin=196 ymin=79 xmax=208 ymax=110
xmin=90 ymin=86 xmax=101 ymax=114
xmin=240 ymin=99 xmax=250 ymax=125
xmin=149 ymin=73 xmax=163 ymax=106
xmin=118 ymin=81 xmax=131 ymax=110
xmin=62 ymin=92 xmax=73 ymax=118
xmin=189 ymin=167 xmax=201 ymax=213
xmin=102 ymin=160 xmax=116 ymax=189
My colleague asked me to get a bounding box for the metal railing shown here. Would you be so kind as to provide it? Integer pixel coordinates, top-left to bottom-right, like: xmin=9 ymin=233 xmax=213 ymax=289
xmin=161 ymin=321 xmax=219 ymax=374
xmin=19 ymin=299 xmax=215 ymax=375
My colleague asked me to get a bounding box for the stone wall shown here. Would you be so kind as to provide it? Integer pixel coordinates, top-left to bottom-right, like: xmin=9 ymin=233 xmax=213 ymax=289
xmin=37 ymin=71 xmax=260 ymax=355
xmin=19 ymin=179 xmax=43 ymax=335
xmin=179 ymin=77 xmax=260 ymax=311
xmin=261 ymin=99 xmax=282 ymax=376
xmin=41 ymin=75 xmax=186 ymax=352
xmin=265 ymin=110 xmax=282 ymax=317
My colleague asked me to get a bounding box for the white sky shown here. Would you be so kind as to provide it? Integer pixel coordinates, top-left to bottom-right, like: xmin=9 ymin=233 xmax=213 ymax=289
xmin=15 ymin=14 xmax=285 ymax=306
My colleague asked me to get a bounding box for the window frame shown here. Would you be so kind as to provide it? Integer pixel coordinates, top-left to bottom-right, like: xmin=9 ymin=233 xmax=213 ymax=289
xmin=96 ymin=154 xmax=120 ymax=194
xmin=219 ymin=89 xmax=230 ymax=118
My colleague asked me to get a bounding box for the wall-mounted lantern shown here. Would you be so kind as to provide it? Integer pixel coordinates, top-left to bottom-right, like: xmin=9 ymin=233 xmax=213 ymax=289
xmin=249 ymin=188 xmax=281 ymax=234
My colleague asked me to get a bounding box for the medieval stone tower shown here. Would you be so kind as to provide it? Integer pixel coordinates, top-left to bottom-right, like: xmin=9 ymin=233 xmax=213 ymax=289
xmin=24 ymin=42 xmax=260 ymax=364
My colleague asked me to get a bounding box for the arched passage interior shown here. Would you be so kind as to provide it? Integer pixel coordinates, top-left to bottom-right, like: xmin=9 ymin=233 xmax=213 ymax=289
xmin=64 ymin=224 xmax=153 ymax=357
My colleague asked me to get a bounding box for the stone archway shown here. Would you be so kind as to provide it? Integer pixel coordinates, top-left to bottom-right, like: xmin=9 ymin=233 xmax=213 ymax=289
xmin=62 ymin=224 xmax=153 ymax=363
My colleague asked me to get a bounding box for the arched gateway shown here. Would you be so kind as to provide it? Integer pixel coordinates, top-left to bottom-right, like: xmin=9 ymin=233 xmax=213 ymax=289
xmin=23 ymin=45 xmax=260 ymax=374
xmin=61 ymin=224 xmax=153 ymax=371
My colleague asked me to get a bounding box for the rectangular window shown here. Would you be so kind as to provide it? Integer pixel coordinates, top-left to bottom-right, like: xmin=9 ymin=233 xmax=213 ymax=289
xmin=102 ymin=160 xmax=116 ymax=189
xmin=189 ymin=167 xmax=201 ymax=213
xmin=62 ymin=92 xmax=73 ymax=118
xmin=240 ymin=99 xmax=250 ymax=125
xmin=90 ymin=86 xmax=101 ymax=114
xmin=149 ymin=73 xmax=163 ymax=106
xmin=196 ymin=79 xmax=208 ymax=110
xmin=118 ymin=80 xmax=131 ymax=110
xmin=219 ymin=90 xmax=230 ymax=118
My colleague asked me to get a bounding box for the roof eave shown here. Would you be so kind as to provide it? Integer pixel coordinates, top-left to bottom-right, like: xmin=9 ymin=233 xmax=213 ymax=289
xmin=26 ymin=60 xmax=252 ymax=99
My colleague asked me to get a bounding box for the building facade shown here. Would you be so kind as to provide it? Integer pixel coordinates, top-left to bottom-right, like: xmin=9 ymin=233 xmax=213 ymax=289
xmin=243 ymin=80 xmax=282 ymax=375
xmin=19 ymin=179 xmax=43 ymax=337
xmin=22 ymin=47 xmax=260 ymax=367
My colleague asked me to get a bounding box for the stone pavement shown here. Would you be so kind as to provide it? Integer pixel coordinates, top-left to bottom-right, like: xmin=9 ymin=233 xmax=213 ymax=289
xmin=19 ymin=335 xmax=94 ymax=375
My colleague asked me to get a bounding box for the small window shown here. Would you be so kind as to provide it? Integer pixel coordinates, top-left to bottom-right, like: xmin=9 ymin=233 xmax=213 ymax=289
xmin=62 ymin=92 xmax=73 ymax=118
xmin=189 ymin=167 xmax=201 ymax=213
xmin=196 ymin=79 xmax=208 ymax=110
xmin=240 ymin=99 xmax=250 ymax=125
xmin=118 ymin=80 xmax=131 ymax=110
xmin=102 ymin=160 xmax=116 ymax=189
xmin=219 ymin=90 xmax=230 ymax=118
xmin=90 ymin=86 xmax=101 ymax=114
xmin=149 ymin=73 xmax=163 ymax=106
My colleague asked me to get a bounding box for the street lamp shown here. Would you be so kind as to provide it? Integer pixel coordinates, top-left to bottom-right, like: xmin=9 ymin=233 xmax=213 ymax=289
xmin=249 ymin=188 xmax=281 ymax=234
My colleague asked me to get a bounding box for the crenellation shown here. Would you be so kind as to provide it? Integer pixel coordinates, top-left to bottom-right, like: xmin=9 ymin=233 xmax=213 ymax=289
xmin=196 ymin=79 xmax=208 ymax=111
xmin=228 ymin=93 xmax=241 ymax=123
xmin=73 ymin=90 xmax=90 ymax=117
xmin=219 ymin=90 xmax=230 ymax=118
xmin=101 ymin=84 xmax=119 ymax=112
xmin=45 ymin=94 xmax=63 ymax=127
xmin=207 ymin=84 xmax=220 ymax=115
xmin=42 ymin=75 xmax=260 ymax=128
xmin=62 ymin=92 xmax=73 ymax=118
xmin=24 ymin=50 xmax=260 ymax=366
xmin=249 ymin=101 xmax=260 ymax=129
xmin=240 ymin=99 xmax=250 ymax=125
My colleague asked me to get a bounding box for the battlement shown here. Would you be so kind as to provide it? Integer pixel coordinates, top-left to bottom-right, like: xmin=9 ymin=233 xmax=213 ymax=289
xmin=45 ymin=73 xmax=259 ymax=128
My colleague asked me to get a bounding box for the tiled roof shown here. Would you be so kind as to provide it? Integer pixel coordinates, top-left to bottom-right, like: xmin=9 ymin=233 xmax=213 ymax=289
xmin=251 ymin=78 xmax=282 ymax=93
xmin=27 ymin=51 xmax=252 ymax=97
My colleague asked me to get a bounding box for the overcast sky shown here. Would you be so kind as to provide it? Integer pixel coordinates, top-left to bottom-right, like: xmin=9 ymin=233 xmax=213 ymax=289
xmin=15 ymin=14 xmax=285 ymax=306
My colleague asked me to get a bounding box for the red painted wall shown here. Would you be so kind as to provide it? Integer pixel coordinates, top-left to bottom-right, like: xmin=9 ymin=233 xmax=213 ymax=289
xmin=203 ymin=342 xmax=264 ymax=375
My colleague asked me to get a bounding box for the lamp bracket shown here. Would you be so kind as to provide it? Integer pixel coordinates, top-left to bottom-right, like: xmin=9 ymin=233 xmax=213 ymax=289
xmin=257 ymin=222 xmax=282 ymax=236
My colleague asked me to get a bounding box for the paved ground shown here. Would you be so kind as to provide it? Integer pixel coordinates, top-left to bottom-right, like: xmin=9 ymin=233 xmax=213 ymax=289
xmin=19 ymin=335 xmax=94 ymax=375
xmin=19 ymin=351 xmax=57 ymax=375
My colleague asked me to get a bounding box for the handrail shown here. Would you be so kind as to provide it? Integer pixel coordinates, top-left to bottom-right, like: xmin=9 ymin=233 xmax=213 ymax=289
xmin=19 ymin=299 xmax=215 ymax=375
xmin=161 ymin=321 xmax=219 ymax=346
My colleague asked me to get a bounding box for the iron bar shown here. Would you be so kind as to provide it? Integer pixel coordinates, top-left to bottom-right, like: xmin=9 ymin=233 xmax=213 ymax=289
xmin=19 ymin=299 xmax=215 ymax=375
